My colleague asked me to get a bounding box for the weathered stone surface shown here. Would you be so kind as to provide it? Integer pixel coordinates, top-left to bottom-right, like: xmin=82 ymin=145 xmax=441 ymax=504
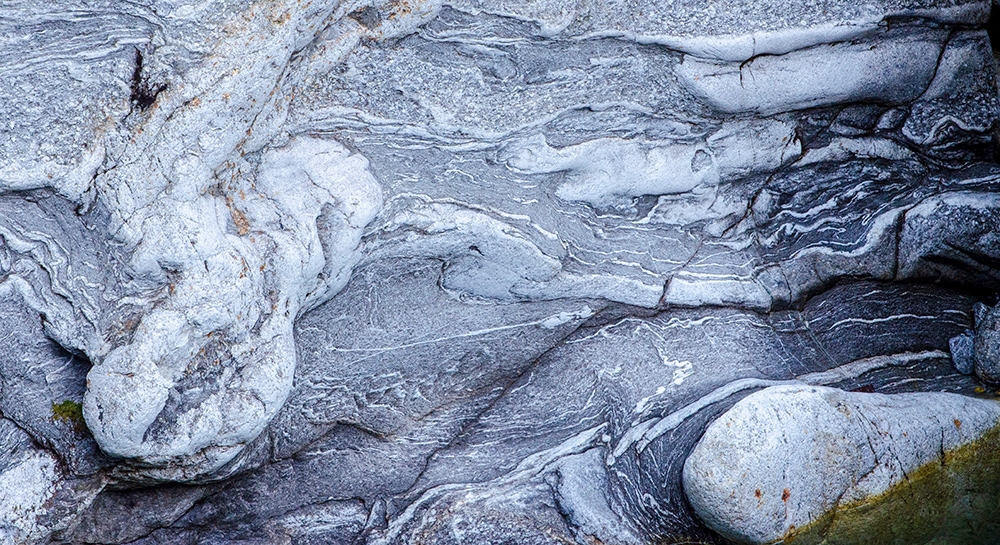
xmin=682 ymin=385 xmax=1000 ymax=544
xmin=975 ymin=304 xmax=1000 ymax=383
xmin=899 ymin=191 xmax=1000 ymax=286
xmin=0 ymin=419 xmax=61 ymax=543
xmin=676 ymin=28 xmax=947 ymax=115
xmin=951 ymin=331 xmax=976 ymax=374
xmin=948 ymin=300 xmax=1000 ymax=383
xmin=1 ymin=0 xmax=1000 ymax=543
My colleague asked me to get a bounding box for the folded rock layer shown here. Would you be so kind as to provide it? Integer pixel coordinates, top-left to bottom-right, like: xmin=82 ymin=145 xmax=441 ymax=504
xmin=1 ymin=0 xmax=1000 ymax=543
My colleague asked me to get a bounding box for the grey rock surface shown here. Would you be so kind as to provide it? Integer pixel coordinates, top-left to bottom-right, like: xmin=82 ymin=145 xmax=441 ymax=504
xmin=949 ymin=300 xmax=1000 ymax=382
xmin=975 ymin=303 xmax=1000 ymax=382
xmin=1 ymin=0 xmax=1000 ymax=543
xmin=950 ymin=330 xmax=976 ymax=374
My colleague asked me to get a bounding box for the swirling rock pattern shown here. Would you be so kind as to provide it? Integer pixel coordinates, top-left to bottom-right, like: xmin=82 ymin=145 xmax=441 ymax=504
xmin=1 ymin=0 xmax=1000 ymax=543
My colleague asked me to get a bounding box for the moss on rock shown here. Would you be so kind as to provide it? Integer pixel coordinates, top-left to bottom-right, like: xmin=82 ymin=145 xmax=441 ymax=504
xmin=785 ymin=422 xmax=1000 ymax=545
xmin=51 ymin=399 xmax=86 ymax=434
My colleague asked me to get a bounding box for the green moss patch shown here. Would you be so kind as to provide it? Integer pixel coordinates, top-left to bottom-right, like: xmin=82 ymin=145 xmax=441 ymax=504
xmin=51 ymin=399 xmax=87 ymax=433
xmin=784 ymin=423 xmax=1000 ymax=545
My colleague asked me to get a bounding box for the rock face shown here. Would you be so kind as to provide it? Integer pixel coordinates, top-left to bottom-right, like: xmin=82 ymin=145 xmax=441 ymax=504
xmin=950 ymin=301 xmax=1000 ymax=382
xmin=682 ymin=385 xmax=1000 ymax=544
xmin=973 ymin=303 xmax=1000 ymax=382
xmin=1 ymin=0 xmax=1000 ymax=543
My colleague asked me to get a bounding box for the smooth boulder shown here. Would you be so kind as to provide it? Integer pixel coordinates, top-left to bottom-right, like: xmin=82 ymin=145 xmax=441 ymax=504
xmin=682 ymin=384 xmax=1000 ymax=544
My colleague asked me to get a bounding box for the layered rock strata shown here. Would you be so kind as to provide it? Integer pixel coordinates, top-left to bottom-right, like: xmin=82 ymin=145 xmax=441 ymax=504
xmin=1 ymin=0 xmax=1000 ymax=543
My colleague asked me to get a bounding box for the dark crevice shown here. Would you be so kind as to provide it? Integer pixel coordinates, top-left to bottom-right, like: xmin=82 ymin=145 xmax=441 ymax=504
xmin=130 ymin=47 xmax=165 ymax=111
xmin=987 ymin=4 xmax=1000 ymax=54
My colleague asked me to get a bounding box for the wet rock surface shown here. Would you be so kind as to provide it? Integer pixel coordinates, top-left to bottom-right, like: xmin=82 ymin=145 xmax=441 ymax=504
xmin=1 ymin=0 xmax=1000 ymax=543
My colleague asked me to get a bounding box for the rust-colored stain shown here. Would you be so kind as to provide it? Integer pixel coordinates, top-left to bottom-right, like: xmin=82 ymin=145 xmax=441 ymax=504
xmin=271 ymin=10 xmax=291 ymax=25
xmin=389 ymin=0 xmax=413 ymax=19
xmin=955 ymin=419 xmax=962 ymax=429
xmin=782 ymin=488 xmax=791 ymax=502
xmin=227 ymin=195 xmax=250 ymax=235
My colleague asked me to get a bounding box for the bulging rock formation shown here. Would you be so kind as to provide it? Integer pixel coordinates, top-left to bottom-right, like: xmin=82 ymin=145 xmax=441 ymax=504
xmin=683 ymin=385 xmax=1000 ymax=544
xmin=1 ymin=0 xmax=1000 ymax=543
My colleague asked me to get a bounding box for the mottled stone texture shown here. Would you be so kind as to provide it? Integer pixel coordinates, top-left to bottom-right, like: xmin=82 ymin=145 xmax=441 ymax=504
xmin=1 ymin=0 xmax=1000 ymax=543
